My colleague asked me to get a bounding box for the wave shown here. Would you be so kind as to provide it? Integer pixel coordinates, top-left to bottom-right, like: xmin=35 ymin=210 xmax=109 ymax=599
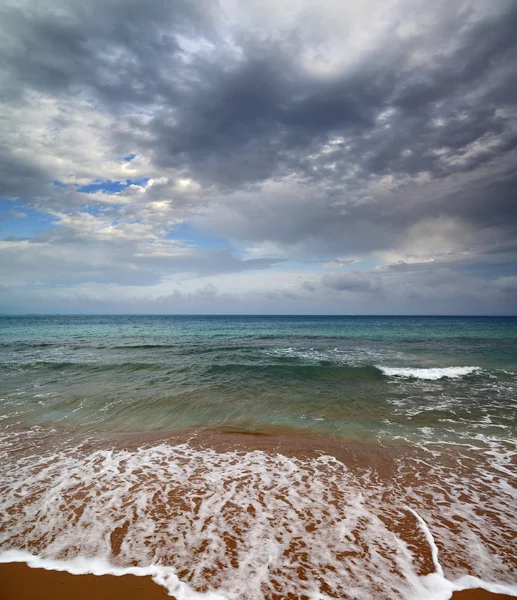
xmin=266 ymin=350 xmax=485 ymax=381
xmin=205 ymin=363 xmax=383 ymax=380
xmin=1 ymin=359 xmax=485 ymax=383
xmin=378 ymin=366 xmax=480 ymax=380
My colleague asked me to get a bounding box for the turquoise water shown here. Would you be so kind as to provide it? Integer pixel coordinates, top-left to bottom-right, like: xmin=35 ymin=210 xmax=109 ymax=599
xmin=1 ymin=315 xmax=516 ymax=443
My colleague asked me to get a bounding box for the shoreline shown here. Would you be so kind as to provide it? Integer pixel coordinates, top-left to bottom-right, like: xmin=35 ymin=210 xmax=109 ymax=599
xmin=0 ymin=563 xmax=515 ymax=600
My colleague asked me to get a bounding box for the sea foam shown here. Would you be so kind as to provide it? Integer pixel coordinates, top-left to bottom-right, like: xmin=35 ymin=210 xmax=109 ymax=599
xmin=378 ymin=366 xmax=480 ymax=380
xmin=0 ymin=441 xmax=516 ymax=600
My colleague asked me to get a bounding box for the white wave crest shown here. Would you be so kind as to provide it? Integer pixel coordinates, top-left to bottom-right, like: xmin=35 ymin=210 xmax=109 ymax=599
xmin=378 ymin=366 xmax=480 ymax=380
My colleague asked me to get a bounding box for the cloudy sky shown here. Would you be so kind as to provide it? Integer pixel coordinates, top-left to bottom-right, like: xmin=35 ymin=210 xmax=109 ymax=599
xmin=1 ymin=0 xmax=516 ymax=314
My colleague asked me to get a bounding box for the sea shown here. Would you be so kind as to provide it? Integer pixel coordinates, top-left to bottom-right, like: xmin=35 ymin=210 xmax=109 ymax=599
xmin=0 ymin=315 xmax=516 ymax=599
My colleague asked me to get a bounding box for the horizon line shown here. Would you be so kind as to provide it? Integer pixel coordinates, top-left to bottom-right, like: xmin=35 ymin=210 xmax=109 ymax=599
xmin=0 ymin=313 xmax=515 ymax=318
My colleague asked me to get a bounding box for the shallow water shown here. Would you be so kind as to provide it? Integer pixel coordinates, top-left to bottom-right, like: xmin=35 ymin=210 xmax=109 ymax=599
xmin=1 ymin=315 xmax=516 ymax=442
xmin=0 ymin=316 xmax=516 ymax=599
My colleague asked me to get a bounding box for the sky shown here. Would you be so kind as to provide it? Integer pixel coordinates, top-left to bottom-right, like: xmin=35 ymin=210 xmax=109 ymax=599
xmin=0 ymin=0 xmax=516 ymax=315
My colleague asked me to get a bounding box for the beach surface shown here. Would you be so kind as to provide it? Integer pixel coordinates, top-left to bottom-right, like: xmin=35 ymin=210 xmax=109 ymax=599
xmin=0 ymin=563 xmax=514 ymax=600
xmin=1 ymin=316 xmax=516 ymax=599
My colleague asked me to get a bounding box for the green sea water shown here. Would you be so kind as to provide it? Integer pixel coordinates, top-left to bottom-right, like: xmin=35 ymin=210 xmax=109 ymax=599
xmin=1 ymin=315 xmax=516 ymax=444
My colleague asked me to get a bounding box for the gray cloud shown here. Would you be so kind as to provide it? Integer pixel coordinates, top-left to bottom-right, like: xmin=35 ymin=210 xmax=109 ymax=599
xmin=0 ymin=237 xmax=283 ymax=287
xmin=2 ymin=264 xmax=515 ymax=315
xmin=0 ymin=0 xmax=516 ymax=312
xmin=3 ymin=0 xmax=516 ymax=186
xmin=321 ymin=272 xmax=383 ymax=293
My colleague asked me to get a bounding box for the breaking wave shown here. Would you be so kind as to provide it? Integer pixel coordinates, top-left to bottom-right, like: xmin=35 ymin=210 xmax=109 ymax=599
xmin=378 ymin=366 xmax=480 ymax=380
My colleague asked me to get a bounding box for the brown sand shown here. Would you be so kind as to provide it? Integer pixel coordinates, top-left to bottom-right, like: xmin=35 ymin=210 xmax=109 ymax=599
xmin=0 ymin=563 xmax=514 ymax=600
xmin=0 ymin=563 xmax=171 ymax=600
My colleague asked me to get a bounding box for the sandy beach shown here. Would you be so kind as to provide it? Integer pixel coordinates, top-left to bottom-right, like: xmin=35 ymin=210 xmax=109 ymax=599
xmin=0 ymin=563 xmax=515 ymax=600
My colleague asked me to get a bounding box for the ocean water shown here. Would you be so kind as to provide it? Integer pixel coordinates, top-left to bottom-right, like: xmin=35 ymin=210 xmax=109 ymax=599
xmin=0 ymin=315 xmax=516 ymax=599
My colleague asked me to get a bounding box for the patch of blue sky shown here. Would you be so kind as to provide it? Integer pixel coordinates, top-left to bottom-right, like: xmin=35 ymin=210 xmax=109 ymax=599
xmin=0 ymin=200 xmax=56 ymax=239
xmin=167 ymin=222 xmax=232 ymax=250
xmin=122 ymin=153 xmax=136 ymax=162
xmin=77 ymin=177 xmax=149 ymax=194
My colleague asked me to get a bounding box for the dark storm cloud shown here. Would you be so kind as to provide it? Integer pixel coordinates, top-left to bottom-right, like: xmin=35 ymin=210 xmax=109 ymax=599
xmin=151 ymin=5 xmax=517 ymax=187
xmin=2 ymin=0 xmax=516 ymax=188
xmin=0 ymin=0 xmax=210 ymax=103
xmin=133 ymin=1 xmax=517 ymax=192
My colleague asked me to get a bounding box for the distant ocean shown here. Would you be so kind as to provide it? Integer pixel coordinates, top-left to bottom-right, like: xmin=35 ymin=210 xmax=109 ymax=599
xmin=1 ymin=315 xmax=516 ymax=599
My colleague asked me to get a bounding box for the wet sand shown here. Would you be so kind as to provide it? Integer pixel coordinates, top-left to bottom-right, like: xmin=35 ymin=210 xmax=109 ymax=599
xmin=0 ymin=563 xmax=514 ymax=600
xmin=0 ymin=563 xmax=169 ymax=599
xmin=1 ymin=428 xmax=515 ymax=600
